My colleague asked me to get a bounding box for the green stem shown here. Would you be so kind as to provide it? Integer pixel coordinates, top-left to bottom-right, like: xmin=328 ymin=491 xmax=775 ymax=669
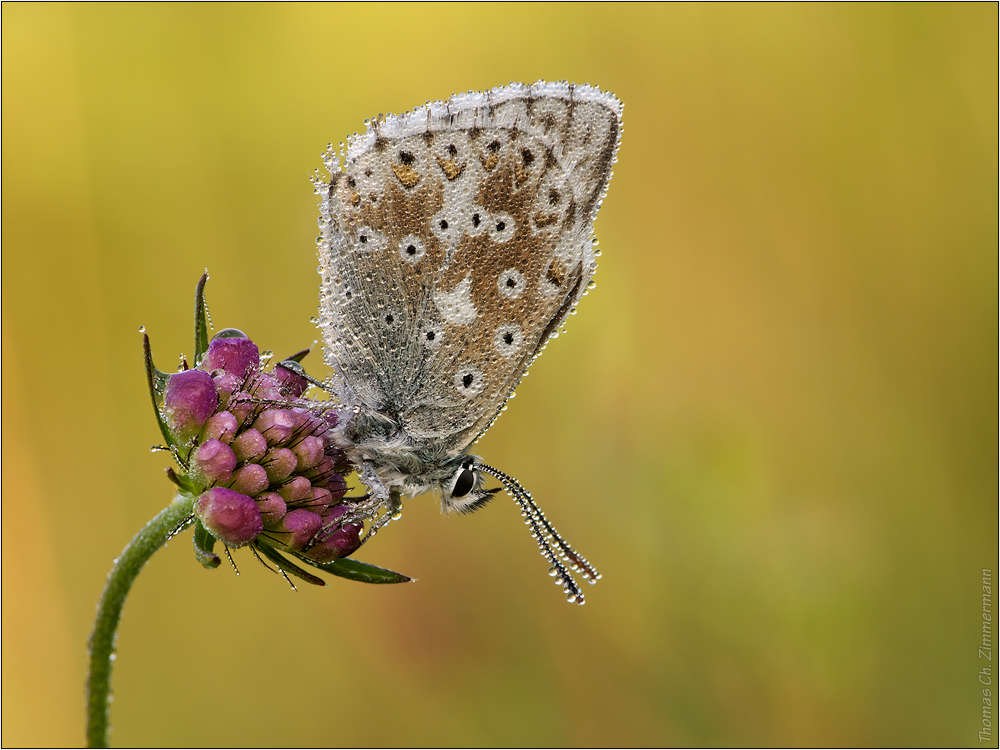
xmin=86 ymin=493 xmax=195 ymax=748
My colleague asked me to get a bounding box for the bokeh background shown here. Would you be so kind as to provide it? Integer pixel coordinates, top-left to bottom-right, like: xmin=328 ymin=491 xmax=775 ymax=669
xmin=3 ymin=4 xmax=996 ymax=747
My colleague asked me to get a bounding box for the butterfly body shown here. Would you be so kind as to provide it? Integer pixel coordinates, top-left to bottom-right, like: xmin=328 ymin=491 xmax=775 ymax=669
xmin=315 ymin=82 xmax=621 ymax=601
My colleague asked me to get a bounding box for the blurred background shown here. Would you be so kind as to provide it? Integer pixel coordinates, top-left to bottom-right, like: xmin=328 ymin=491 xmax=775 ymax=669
xmin=3 ymin=4 xmax=996 ymax=747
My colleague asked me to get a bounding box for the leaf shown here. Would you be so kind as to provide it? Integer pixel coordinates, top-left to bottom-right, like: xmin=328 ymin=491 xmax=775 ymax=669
xmin=296 ymin=555 xmax=413 ymax=585
xmin=192 ymin=519 xmax=221 ymax=569
xmin=254 ymin=543 xmax=326 ymax=586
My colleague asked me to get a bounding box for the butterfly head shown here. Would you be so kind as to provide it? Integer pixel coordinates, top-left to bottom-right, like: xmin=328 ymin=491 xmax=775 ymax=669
xmin=441 ymin=457 xmax=502 ymax=514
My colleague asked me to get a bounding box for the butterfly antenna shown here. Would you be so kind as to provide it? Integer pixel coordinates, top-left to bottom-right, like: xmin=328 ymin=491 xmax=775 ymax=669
xmin=473 ymin=462 xmax=600 ymax=605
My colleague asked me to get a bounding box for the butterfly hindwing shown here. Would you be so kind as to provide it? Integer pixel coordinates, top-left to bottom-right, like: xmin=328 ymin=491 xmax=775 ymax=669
xmin=318 ymin=83 xmax=622 ymax=454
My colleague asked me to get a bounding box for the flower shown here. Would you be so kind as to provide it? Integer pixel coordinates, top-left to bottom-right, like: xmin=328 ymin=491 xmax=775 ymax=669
xmin=142 ymin=275 xmax=409 ymax=586
xmin=158 ymin=329 xmax=363 ymax=567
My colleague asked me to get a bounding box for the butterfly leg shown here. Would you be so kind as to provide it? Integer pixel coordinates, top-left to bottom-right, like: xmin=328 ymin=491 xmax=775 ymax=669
xmin=340 ymin=460 xmax=403 ymax=542
xmin=360 ymin=489 xmax=402 ymax=542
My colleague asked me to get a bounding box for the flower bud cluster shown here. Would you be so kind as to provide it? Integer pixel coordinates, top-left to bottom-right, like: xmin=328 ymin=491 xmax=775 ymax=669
xmin=162 ymin=329 xmax=361 ymax=563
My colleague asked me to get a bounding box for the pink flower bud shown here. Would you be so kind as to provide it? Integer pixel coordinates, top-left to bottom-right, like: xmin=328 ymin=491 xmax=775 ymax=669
xmin=203 ymin=330 xmax=259 ymax=379
xmin=202 ymin=411 xmax=239 ymax=443
xmin=326 ymin=474 xmax=347 ymax=502
xmin=302 ymin=507 xmax=362 ymax=563
xmin=212 ymin=372 xmax=241 ymax=400
xmin=253 ymin=409 xmax=297 ymax=445
xmin=190 ymin=439 xmax=237 ymax=485
xmin=269 ymin=509 xmax=322 ymax=551
xmin=231 ymin=429 xmax=267 ymax=462
xmin=292 ymin=435 xmax=325 ymax=471
xmin=279 ymin=476 xmax=312 ymax=504
xmin=303 ymin=456 xmax=335 ymax=484
xmin=164 ymin=369 xmax=218 ymax=443
xmin=194 ymin=488 xmax=262 ymax=547
xmin=307 ymin=486 xmax=333 ymax=511
xmin=256 ymin=493 xmax=287 ymax=525
xmin=262 ymin=447 xmax=297 ymax=483
xmin=226 ymin=392 xmax=255 ymax=423
xmin=248 ymin=377 xmax=283 ymax=402
xmin=228 ymin=463 xmax=268 ymax=496
xmin=275 ymin=362 xmax=308 ymax=397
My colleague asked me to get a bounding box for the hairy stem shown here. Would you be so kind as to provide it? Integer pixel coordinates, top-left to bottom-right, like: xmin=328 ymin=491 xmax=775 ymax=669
xmin=86 ymin=493 xmax=194 ymax=748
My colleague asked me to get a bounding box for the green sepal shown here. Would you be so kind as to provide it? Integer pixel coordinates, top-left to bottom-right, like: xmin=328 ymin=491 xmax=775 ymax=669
xmin=283 ymin=347 xmax=311 ymax=364
xmin=192 ymin=272 xmax=210 ymax=367
xmin=165 ymin=467 xmax=196 ymax=494
xmin=143 ymin=333 xmax=175 ymax=448
xmin=294 ymin=554 xmax=413 ymax=584
xmin=193 ymin=519 xmax=221 ymax=569
xmin=255 ymin=543 xmax=326 ymax=586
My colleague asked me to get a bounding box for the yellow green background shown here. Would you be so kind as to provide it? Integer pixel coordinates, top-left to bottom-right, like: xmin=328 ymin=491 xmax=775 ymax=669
xmin=3 ymin=4 xmax=996 ymax=746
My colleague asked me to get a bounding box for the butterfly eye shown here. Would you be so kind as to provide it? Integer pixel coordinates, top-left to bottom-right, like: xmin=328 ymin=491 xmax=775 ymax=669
xmin=451 ymin=466 xmax=477 ymax=498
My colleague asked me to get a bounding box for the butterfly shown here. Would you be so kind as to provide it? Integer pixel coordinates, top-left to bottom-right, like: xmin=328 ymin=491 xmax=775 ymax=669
xmin=313 ymin=81 xmax=621 ymax=603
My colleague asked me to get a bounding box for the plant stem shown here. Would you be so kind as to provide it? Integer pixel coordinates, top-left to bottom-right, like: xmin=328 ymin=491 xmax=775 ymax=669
xmin=87 ymin=493 xmax=194 ymax=748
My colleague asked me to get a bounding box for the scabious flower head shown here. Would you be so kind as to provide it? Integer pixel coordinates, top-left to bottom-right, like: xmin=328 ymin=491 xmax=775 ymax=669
xmin=143 ymin=276 xmax=409 ymax=587
xmin=161 ymin=329 xmax=362 ymax=562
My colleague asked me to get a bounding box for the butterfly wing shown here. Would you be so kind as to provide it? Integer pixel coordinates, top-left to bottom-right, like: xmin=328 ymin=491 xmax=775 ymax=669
xmin=317 ymin=82 xmax=622 ymax=456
